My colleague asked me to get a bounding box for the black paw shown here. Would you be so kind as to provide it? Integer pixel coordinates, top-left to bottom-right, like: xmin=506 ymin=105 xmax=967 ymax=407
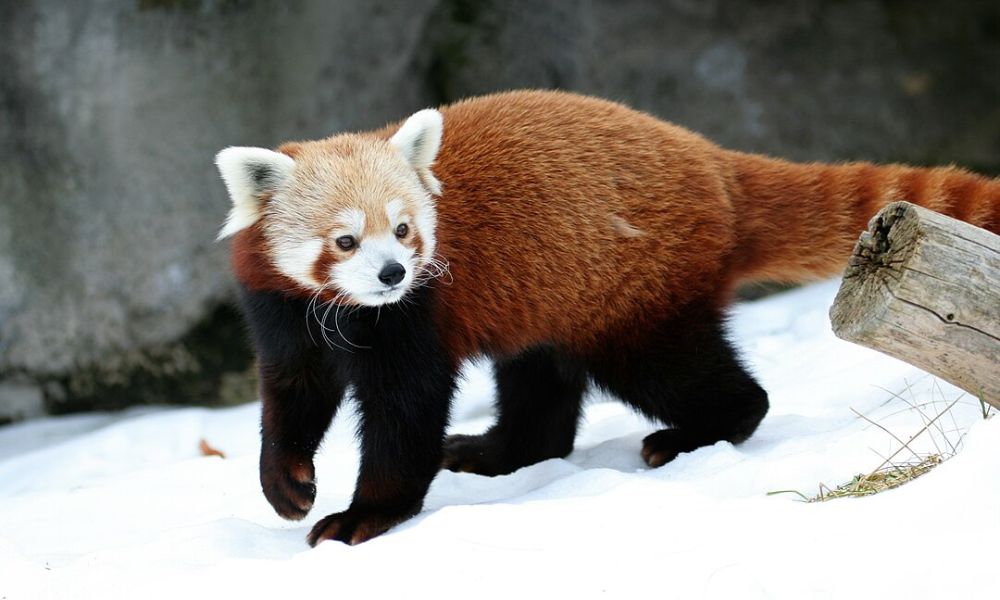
xmin=260 ymin=450 xmax=316 ymax=521
xmin=307 ymin=506 xmax=415 ymax=546
xmin=441 ymin=433 xmax=510 ymax=476
xmin=641 ymin=429 xmax=699 ymax=468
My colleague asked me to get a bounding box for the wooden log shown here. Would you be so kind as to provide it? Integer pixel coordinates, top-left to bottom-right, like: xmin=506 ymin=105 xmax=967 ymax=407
xmin=830 ymin=201 xmax=1000 ymax=407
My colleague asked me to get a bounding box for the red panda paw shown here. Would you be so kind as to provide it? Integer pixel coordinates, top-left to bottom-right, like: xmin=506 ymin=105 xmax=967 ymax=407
xmin=640 ymin=429 xmax=690 ymax=468
xmin=260 ymin=450 xmax=316 ymax=521
xmin=306 ymin=505 xmax=414 ymax=546
xmin=441 ymin=433 xmax=511 ymax=476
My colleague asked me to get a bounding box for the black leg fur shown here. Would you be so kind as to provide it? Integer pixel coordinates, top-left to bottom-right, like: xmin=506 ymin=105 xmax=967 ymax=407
xmin=303 ymin=286 xmax=457 ymax=546
xmin=588 ymin=304 xmax=769 ymax=467
xmin=240 ymin=281 xmax=767 ymax=543
xmin=442 ymin=346 xmax=587 ymax=476
xmin=241 ymin=284 xmax=456 ymax=545
xmin=239 ymin=287 xmax=346 ymax=521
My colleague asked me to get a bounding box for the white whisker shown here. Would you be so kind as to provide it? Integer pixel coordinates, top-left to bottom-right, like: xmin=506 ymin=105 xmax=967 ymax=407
xmin=413 ymin=254 xmax=453 ymax=289
xmin=318 ymin=294 xmax=352 ymax=353
xmin=333 ymin=293 xmax=370 ymax=350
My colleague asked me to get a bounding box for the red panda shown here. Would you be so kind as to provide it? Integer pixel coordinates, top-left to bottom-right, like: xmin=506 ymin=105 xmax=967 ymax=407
xmin=215 ymin=90 xmax=1000 ymax=546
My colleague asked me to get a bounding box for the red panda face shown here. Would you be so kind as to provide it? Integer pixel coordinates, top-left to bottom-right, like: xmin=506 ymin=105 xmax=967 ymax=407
xmin=297 ymin=194 xmax=427 ymax=307
xmin=216 ymin=109 xmax=446 ymax=306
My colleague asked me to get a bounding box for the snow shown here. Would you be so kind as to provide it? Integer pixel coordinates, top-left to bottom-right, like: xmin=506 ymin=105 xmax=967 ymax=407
xmin=1 ymin=280 xmax=997 ymax=599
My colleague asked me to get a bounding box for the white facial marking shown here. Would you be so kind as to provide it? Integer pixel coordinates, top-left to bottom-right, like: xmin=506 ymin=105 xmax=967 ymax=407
xmin=412 ymin=200 xmax=436 ymax=265
xmin=215 ymin=147 xmax=295 ymax=240
xmin=335 ymin=208 xmax=366 ymax=236
xmin=333 ymin=234 xmax=417 ymax=306
xmin=273 ymin=237 xmax=324 ymax=288
xmin=386 ymin=199 xmax=406 ymax=225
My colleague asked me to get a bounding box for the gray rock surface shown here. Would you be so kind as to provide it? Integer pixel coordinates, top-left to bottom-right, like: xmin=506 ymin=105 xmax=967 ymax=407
xmin=1 ymin=0 xmax=998 ymax=419
xmin=428 ymin=0 xmax=1000 ymax=167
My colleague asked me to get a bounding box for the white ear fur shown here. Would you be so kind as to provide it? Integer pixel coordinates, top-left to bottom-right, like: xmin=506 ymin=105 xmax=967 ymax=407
xmin=215 ymin=147 xmax=295 ymax=240
xmin=390 ymin=109 xmax=443 ymax=195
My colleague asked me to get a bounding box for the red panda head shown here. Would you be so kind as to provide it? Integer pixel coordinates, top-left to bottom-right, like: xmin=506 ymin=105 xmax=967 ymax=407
xmin=215 ymin=109 xmax=444 ymax=306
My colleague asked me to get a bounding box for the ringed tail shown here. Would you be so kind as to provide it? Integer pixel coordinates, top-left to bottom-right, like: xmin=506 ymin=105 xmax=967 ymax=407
xmin=724 ymin=150 xmax=1000 ymax=284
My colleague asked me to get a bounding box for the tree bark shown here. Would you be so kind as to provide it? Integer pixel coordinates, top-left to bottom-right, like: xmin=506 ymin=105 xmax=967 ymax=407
xmin=830 ymin=201 xmax=1000 ymax=408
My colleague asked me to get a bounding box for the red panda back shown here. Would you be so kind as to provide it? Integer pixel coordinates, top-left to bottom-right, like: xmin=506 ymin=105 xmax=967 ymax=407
xmin=308 ymin=89 xmax=1000 ymax=362
xmin=418 ymin=91 xmax=740 ymax=359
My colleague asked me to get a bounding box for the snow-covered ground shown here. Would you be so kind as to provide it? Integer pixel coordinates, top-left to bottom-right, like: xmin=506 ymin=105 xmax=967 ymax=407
xmin=1 ymin=281 xmax=996 ymax=599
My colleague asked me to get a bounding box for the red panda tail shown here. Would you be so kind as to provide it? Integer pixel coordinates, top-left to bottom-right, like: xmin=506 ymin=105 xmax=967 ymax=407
xmin=723 ymin=150 xmax=1000 ymax=284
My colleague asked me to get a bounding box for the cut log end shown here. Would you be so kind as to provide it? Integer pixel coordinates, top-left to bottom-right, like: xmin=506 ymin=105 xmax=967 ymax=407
xmin=842 ymin=202 xmax=915 ymax=280
xmin=831 ymin=202 xmax=916 ymax=343
xmin=830 ymin=201 xmax=1000 ymax=407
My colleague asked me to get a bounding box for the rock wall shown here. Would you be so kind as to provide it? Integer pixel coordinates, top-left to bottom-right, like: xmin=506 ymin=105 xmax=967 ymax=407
xmin=1 ymin=0 xmax=998 ymax=420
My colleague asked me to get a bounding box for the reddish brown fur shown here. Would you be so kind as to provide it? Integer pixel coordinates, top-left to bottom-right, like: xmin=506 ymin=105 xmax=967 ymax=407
xmin=725 ymin=152 xmax=1000 ymax=283
xmin=311 ymin=244 xmax=338 ymax=286
xmin=231 ymin=222 xmax=298 ymax=293
xmin=233 ymin=91 xmax=1000 ymax=363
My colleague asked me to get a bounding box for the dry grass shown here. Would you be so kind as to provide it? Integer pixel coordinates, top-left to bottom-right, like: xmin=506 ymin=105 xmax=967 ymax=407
xmin=769 ymin=378 xmax=992 ymax=503
xmin=808 ymin=454 xmax=942 ymax=502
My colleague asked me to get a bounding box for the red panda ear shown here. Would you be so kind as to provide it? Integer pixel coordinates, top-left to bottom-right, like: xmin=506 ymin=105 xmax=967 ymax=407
xmin=214 ymin=147 xmax=295 ymax=240
xmin=390 ymin=109 xmax=443 ymax=195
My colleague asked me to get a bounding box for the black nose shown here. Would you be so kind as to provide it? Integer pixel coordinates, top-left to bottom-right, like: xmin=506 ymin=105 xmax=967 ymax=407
xmin=378 ymin=262 xmax=406 ymax=286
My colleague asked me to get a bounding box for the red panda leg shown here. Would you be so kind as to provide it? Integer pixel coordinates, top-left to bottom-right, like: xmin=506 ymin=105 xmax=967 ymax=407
xmin=307 ymin=286 xmax=457 ymax=546
xmin=308 ymin=358 xmax=454 ymax=547
xmin=442 ymin=347 xmax=587 ymax=476
xmin=258 ymin=360 xmax=344 ymax=520
xmin=589 ymin=306 xmax=769 ymax=468
xmin=238 ymin=287 xmax=346 ymax=521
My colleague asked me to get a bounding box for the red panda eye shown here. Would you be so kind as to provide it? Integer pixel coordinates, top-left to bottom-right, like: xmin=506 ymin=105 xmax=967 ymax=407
xmin=335 ymin=235 xmax=357 ymax=251
xmin=395 ymin=223 xmax=409 ymax=238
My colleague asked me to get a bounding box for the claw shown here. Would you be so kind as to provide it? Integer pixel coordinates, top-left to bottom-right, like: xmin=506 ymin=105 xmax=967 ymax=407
xmin=261 ymin=451 xmax=316 ymax=520
xmin=307 ymin=507 xmax=411 ymax=546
